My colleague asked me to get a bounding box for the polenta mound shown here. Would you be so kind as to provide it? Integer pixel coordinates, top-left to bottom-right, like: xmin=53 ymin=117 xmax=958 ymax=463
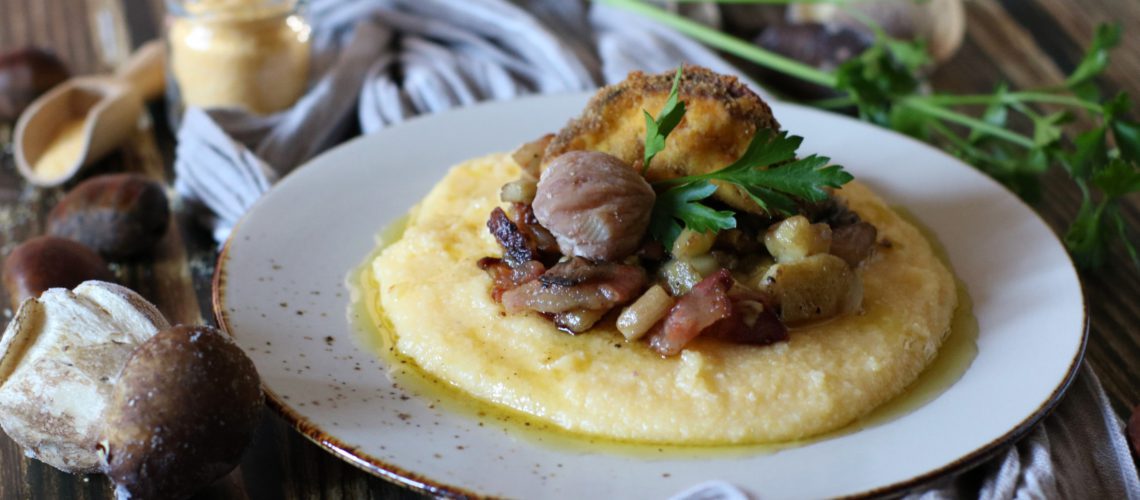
xmin=371 ymin=154 xmax=957 ymax=445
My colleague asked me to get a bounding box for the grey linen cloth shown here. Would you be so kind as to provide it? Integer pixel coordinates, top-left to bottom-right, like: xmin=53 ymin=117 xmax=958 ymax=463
xmin=173 ymin=1 xmax=1140 ymax=498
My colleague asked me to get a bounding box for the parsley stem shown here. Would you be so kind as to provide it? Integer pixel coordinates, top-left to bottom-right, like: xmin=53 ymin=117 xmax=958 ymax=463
xmin=920 ymin=92 xmax=1102 ymax=113
xmin=809 ymin=96 xmax=856 ymax=109
xmin=926 ymin=120 xmax=1005 ymax=165
xmin=668 ymin=0 xmax=855 ymax=3
xmin=901 ymin=97 xmax=1037 ymax=149
xmin=599 ymin=0 xmax=838 ymax=88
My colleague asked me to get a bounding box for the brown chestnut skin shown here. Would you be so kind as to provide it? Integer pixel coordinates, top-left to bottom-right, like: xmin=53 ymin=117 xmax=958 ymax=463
xmin=102 ymin=325 xmax=263 ymax=500
xmin=2 ymin=235 xmax=114 ymax=309
xmin=0 ymin=47 xmax=69 ymax=122
xmin=48 ymin=173 xmax=170 ymax=260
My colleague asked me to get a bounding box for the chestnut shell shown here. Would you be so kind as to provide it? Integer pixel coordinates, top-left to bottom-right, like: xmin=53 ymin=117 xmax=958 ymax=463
xmin=2 ymin=235 xmax=113 ymax=309
xmin=0 ymin=47 xmax=69 ymax=122
xmin=47 ymin=173 xmax=170 ymax=260
xmin=102 ymin=325 xmax=262 ymax=500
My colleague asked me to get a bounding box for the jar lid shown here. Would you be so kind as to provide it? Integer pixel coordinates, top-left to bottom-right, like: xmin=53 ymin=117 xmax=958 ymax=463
xmin=166 ymin=0 xmax=303 ymax=19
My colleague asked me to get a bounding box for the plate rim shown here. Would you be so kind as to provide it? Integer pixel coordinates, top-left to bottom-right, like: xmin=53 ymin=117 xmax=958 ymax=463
xmin=211 ymin=93 xmax=1089 ymax=499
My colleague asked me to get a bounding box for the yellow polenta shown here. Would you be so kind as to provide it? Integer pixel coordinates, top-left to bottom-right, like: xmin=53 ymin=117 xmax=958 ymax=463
xmin=372 ymin=153 xmax=957 ymax=444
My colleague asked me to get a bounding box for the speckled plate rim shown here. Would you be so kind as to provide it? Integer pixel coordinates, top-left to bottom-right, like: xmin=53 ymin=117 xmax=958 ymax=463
xmin=212 ymin=93 xmax=1088 ymax=499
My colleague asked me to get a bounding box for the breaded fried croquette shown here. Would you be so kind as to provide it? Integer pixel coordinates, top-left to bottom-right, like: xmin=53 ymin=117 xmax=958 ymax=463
xmin=543 ymin=66 xmax=780 ymax=214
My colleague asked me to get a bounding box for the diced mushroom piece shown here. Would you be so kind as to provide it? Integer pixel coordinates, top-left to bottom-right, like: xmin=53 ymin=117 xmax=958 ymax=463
xmin=714 ymin=228 xmax=764 ymax=254
xmin=617 ymin=285 xmax=675 ymax=340
xmin=688 ymin=254 xmax=719 ymax=277
xmin=738 ymin=254 xmax=777 ymax=290
xmin=532 ymin=151 xmax=655 ymax=261
xmin=829 ymin=221 xmax=877 ymax=267
xmin=500 ymin=178 xmax=538 ymax=204
xmin=764 ymin=215 xmax=832 ymax=263
xmin=511 ymin=134 xmax=554 ymax=179
xmin=554 ymin=309 xmax=608 ymax=334
xmin=760 ymin=253 xmax=862 ymax=325
xmin=659 ymin=258 xmax=703 ymax=296
xmin=671 ymin=228 xmax=718 ymax=259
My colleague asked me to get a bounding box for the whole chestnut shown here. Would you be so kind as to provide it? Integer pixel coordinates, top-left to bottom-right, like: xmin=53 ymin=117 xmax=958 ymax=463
xmin=2 ymin=235 xmax=114 ymax=309
xmin=0 ymin=47 xmax=69 ymax=122
xmin=101 ymin=325 xmax=262 ymax=500
xmin=48 ymin=173 xmax=170 ymax=260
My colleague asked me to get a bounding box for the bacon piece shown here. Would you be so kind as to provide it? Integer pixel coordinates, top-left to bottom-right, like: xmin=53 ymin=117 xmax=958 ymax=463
xmin=500 ymin=258 xmax=646 ymax=314
xmin=486 ymin=204 xmax=560 ymax=268
xmin=487 ymin=207 xmax=535 ymax=266
xmin=649 ymin=269 xmax=789 ymax=356
xmin=515 ymin=203 xmax=559 ymax=256
xmin=477 ymin=257 xmax=545 ymax=302
xmin=648 ymin=270 xmax=734 ymax=356
xmin=705 ymin=300 xmax=788 ymax=346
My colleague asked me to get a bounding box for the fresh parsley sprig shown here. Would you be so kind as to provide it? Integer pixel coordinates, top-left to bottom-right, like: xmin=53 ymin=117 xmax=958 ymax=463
xmin=654 ymin=130 xmax=852 ymax=215
xmin=642 ymin=67 xmax=687 ymax=174
xmin=642 ymin=70 xmax=853 ymax=248
xmin=648 ymin=181 xmax=736 ymax=248
xmin=605 ymin=0 xmax=1139 ymax=270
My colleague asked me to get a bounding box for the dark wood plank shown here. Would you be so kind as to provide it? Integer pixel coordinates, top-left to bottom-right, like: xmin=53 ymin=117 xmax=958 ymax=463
xmin=1035 ymin=0 xmax=1140 ymax=98
xmin=0 ymin=0 xmax=102 ymax=74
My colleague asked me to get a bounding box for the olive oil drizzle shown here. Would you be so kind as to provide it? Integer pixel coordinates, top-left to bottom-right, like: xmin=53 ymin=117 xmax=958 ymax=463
xmin=346 ymin=210 xmax=978 ymax=458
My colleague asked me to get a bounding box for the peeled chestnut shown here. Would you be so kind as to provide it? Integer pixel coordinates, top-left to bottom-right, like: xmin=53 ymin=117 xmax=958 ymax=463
xmin=532 ymin=151 xmax=655 ymax=261
xmin=0 ymin=47 xmax=69 ymax=122
xmin=48 ymin=173 xmax=170 ymax=260
xmin=101 ymin=325 xmax=263 ymax=500
xmin=2 ymin=235 xmax=114 ymax=309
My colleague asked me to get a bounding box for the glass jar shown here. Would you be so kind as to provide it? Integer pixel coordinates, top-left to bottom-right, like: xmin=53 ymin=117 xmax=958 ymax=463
xmin=165 ymin=0 xmax=311 ymax=117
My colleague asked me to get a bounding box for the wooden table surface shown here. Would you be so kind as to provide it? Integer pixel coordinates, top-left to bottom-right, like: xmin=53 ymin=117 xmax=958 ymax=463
xmin=0 ymin=0 xmax=1136 ymax=498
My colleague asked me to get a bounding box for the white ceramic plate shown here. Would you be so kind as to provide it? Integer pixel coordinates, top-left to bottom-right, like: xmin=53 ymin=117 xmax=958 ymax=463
xmin=214 ymin=93 xmax=1086 ymax=499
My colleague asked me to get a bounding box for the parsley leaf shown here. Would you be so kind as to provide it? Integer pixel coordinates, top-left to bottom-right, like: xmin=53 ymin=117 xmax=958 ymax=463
xmin=1066 ymin=155 xmax=1140 ymax=269
xmin=1066 ymin=24 xmax=1121 ymax=88
xmin=649 ymin=181 xmax=736 ymax=249
xmin=1032 ymin=111 xmax=1072 ymax=147
xmin=642 ymin=67 xmax=687 ymax=172
xmin=1105 ymin=93 xmax=1140 ymax=163
xmin=656 ymin=130 xmax=853 ymax=215
xmin=640 ymin=68 xmax=854 ymax=249
xmin=1093 ymin=158 xmax=1140 ymax=198
xmin=1064 ymin=188 xmax=1111 ymax=268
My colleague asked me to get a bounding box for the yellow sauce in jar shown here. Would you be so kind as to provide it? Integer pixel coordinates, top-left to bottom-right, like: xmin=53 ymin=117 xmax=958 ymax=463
xmin=168 ymin=0 xmax=311 ymax=115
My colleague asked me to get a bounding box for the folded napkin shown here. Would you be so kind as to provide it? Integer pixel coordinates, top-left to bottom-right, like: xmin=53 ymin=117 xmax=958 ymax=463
xmin=173 ymin=1 xmax=1140 ymax=497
